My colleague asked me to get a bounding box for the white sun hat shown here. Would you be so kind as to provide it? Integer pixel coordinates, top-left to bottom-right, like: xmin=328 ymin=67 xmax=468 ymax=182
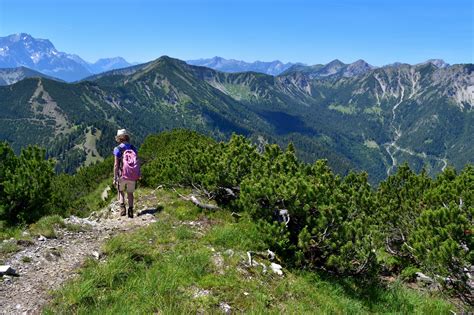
xmin=116 ymin=129 xmax=129 ymax=137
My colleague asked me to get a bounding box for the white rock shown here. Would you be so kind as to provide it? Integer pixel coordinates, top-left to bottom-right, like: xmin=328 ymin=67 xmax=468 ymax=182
xmin=266 ymin=249 xmax=276 ymax=260
xmin=38 ymin=235 xmax=47 ymax=241
xmin=92 ymin=251 xmax=101 ymax=260
xmin=192 ymin=288 xmax=211 ymax=298
xmin=101 ymin=186 xmax=111 ymax=201
xmin=224 ymin=249 xmax=234 ymax=257
xmin=416 ymin=272 xmax=434 ymax=283
xmin=0 ymin=265 xmax=17 ymax=276
xmin=3 ymin=275 xmax=13 ymax=284
xmin=219 ymin=302 xmax=232 ymax=314
xmin=270 ymin=262 xmax=283 ymax=276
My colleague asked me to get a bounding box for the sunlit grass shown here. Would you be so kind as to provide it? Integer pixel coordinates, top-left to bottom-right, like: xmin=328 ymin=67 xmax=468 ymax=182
xmin=44 ymin=189 xmax=456 ymax=314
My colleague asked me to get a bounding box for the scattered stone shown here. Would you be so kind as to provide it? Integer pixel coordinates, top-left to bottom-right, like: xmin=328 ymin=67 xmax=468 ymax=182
xmin=0 ymin=191 xmax=181 ymax=313
xmin=231 ymin=212 xmax=242 ymax=219
xmin=64 ymin=215 xmax=97 ymax=227
xmin=192 ymin=287 xmax=211 ymax=299
xmin=219 ymin=302 xmax=232 ymax=314
xmin=243 ymin=291 xmax=249 ymax=296
xmin=224 ymin=249 xmax=234 ymax=257
xmin=43 ymin=249 xmax=61 ymax=262
xmin=91 ymin=251 xmax=101 ymax=260
xmin=0 ymin=265 xmax=18 ymax=276
xmin=101 ymin=185 xmax=111 ymax=201
xmin=212 ymin=253 xmax=225 ymax=274
xmin=22 ymin=231 xmax=30 ymax=237
xmin=270 ymin=263 xmax=283 ymax=276
xmin=266 ymin=250 xmax=276 ymax=261
xmin=416 ymin=272 xmax=434 ymax=283
xmin=3 ymin=275 xmax=13 ymax=284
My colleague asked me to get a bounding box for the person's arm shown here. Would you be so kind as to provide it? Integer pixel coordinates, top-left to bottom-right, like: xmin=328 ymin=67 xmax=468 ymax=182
xmin=114 ymin=156 xmax=120 ymax=183
xmin=113 ymin=146 xmax=121 ymax=185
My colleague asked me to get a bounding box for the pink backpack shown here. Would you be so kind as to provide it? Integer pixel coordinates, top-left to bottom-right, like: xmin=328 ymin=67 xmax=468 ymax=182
xmin=121 ymin=147 xmax=141 ymax=181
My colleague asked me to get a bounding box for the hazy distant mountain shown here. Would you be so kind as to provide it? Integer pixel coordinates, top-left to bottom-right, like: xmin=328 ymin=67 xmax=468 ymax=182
xmin=385 ymin=59 xmax=450 ymax=69
xmin=87 ymin=57 xmax=134 ymax=74
xmin=187 ymin=56 xmax=296 ymax=75
xmin=282 ymin=59 xmax=376 ymax=78
xmin=418 ymin=59 xmax=450 ymax=68
xmin=0 ymin=33 xmax=133 ymax=81
xmin=0 ymin=66 xmax=62 ymax=85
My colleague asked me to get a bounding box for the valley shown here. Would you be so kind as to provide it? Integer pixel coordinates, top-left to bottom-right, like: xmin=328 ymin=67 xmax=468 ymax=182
xmin=0 ymin=55 xmax=472 ymax=182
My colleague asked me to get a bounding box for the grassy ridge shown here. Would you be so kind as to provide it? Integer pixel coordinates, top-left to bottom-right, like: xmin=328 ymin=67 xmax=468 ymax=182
xmin=44 ymin=188 xmax=455 ymax=314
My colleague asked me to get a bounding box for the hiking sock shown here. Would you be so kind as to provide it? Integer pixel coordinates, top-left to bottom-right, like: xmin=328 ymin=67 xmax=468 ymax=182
xmin=128 ymin=207 xmax=134 ymax=218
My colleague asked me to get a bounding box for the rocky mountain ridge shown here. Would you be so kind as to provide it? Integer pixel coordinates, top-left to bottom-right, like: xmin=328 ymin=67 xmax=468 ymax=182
xmin=0 ymin=55 xmax=472 ymax=182
xmin=186 ymin=56 xmax=297 ymax=76
xmin=0 ymin=33 xmax=134 ymax=82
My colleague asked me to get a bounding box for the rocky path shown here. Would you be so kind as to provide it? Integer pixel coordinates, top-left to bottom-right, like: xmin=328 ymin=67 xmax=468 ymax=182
xmin=0 ymin=192 xmax=159 ymax=315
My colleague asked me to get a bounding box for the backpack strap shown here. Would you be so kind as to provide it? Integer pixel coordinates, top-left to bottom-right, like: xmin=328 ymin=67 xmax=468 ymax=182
xmin=116 ymin=143 xmax=126 ymax=177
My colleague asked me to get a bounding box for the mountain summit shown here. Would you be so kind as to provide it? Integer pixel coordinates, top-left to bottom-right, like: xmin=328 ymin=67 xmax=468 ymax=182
xmin=282 ymin=59 xmax=376 ymax=78
xmin=0 ymin=33 xmax=133 ymax=81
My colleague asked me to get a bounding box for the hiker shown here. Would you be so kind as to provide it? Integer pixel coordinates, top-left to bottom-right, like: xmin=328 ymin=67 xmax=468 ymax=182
xmin=113 ymin=129 xmax=141 ymax=218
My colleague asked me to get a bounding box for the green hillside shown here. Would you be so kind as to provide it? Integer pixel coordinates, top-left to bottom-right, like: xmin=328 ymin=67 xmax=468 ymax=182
xmin=1 ymin=130 xmax=471 ymax=312
xmin=0 ymin=56 xmax=472 ymax=182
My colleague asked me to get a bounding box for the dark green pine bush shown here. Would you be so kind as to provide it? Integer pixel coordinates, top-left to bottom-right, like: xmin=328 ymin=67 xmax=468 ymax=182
xmin=408 ymin=166 xmax=473 ymax=299
xmin=138 ymin=129 xmax=472 ymax=299
xmin=0 ymin=143 xmax=55 ymax=223
xmin=239 ymin=144 xmax=378 ymax=275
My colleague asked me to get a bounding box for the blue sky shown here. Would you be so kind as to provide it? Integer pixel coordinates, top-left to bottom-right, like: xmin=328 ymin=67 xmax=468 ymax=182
xmin=0 ymin=0 xmax=472 ymax=65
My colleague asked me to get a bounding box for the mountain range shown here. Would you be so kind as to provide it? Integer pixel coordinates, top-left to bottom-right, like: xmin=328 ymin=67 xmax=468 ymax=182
xmin=186 ymin=56 xmax=297 ymax=75
xmin=0 ymin=33 xmax=456 ymax=83
xmin=0 ymin=33 xmax=134 ymax=82
xmin=0 ymin=54 xmax=472 ymax=182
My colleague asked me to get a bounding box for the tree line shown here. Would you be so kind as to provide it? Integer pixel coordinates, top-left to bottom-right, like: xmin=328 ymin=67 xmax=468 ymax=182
xmin=0 ymin=129 xmax=472 ymax=302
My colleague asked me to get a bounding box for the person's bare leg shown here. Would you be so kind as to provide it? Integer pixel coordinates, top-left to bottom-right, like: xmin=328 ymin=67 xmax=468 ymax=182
xmin=118 ymin=190 xmax=125 ymax=204
xmin=118 ymin=189 xmax=126 ymax=216
xmin=127 ymin=193 xmax=134 ymax=218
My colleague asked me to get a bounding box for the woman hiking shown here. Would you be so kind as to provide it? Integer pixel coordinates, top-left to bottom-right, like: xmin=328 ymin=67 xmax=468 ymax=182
xmin=113 ymin=129 xmax=141 ymax=218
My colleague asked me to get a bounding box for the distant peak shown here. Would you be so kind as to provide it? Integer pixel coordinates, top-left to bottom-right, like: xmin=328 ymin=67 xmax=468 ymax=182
xmin=348 ymin=59 xmax=376 ymax=69
xmin=152 ymin=55 xmax=186 ymax=66
xmin=157 ymin=55 xmax=174 ymax=61
xmin=352 ymin=59 xmax=368 ymax=65
xmin=423 ymin=59 xmax=449 ymax=68
xmin=95 ymin=56 xmax=127 ymax=63
xmin=8 ymin=33 xmax=32 ymax=41
xmin=326 ymin=59 xmax=345 ymax=66
xmin=4 ymin=33 xmax=55 ymax=49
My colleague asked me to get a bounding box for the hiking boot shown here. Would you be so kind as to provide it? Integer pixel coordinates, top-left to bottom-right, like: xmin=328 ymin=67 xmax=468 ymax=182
xmin=120 ymin=203 xmax=126 ymax=216
xmin=128 ymin=207 xmax=134 ymax=218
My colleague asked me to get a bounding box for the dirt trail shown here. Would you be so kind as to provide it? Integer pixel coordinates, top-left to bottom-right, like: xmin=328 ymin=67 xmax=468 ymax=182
xmin=0 ymin=192 xmax=160 ymax=315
